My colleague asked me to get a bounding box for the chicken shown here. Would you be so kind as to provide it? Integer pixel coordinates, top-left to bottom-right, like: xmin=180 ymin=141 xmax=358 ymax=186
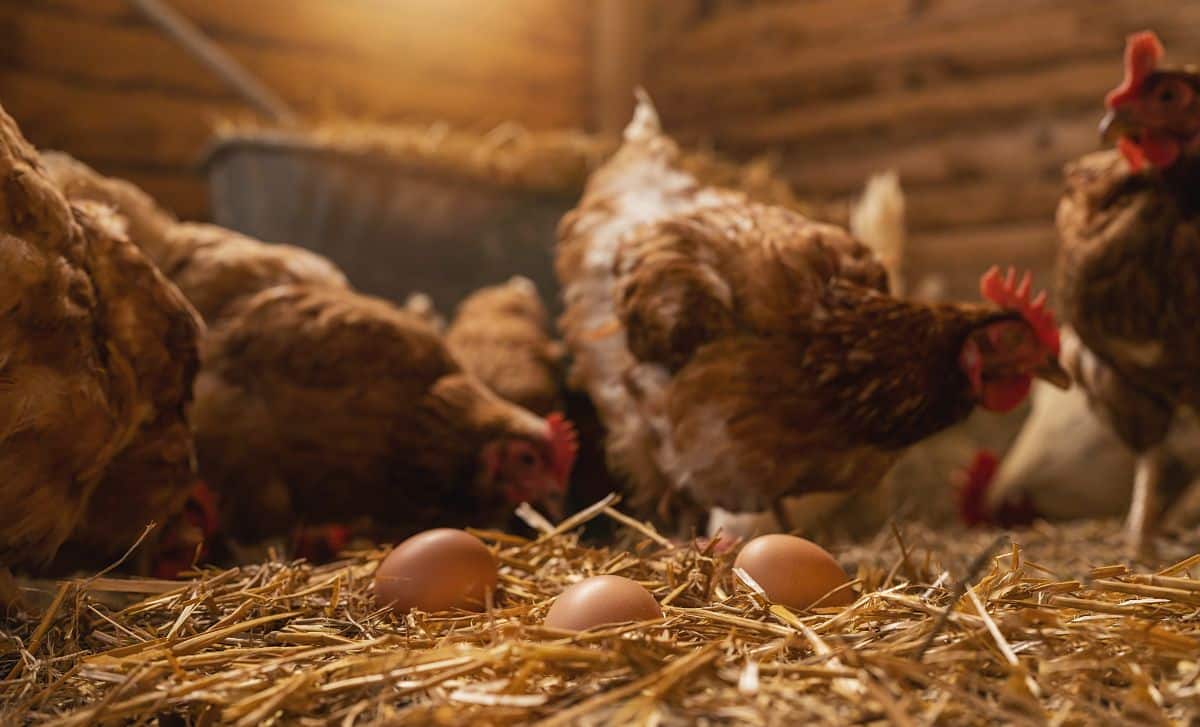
xmin=850 ymin=171 xmax=907 ymax=296
xmin=1055 ymin=31 xmax=1200 ymax=552
xmin=39 ymin=152 xmax=349 ymax=324
xmin=41 ymin=153 xmax=355 ymax=559
xmin=956 ymin=375 xmax=1200 ymax=529
xmin=0 ymin=106 xmax=203 ymax=590
xmin=442 ymin=277 xmax=628 ymax=529
xmin=556 ymin=94 xmax=1068 ymax=533
xmin=708 ymin=171 xmax=909 ymax=541
xmin=191 ymin=283 xmax=577 ymax=545
xmin=445 ymin=276 xmax=566 ymax=416
xmin=40 ymin=153 xmax=546 ymax=557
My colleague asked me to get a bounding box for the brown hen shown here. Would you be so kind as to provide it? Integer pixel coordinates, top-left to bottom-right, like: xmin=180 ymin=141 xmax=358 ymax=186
xmin=557 ymin=95 xmax=1067 ymax=533
xmin=1056 ymin=31 xmax=1200 ymax=553
xmin=446 ymin=276 xmax=566 ymax=415
xmin=192 ymin=284 xmax=577 ymax=544
xmin=0 ymin=107 xmax=203 ymax=591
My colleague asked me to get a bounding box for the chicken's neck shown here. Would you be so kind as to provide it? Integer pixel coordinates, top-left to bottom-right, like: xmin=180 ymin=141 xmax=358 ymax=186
xmin=1089 ymin=150 xmax=1200 ymax=219
xmin=802 ymin=282 xmax=1010 ymax=448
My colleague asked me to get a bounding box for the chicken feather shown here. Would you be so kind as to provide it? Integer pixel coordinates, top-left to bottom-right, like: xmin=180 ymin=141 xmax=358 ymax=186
xmin=558 ymin=95 xmax=1056 ymax=531
xmin=0 ymin=106 xmax=202 ymax=578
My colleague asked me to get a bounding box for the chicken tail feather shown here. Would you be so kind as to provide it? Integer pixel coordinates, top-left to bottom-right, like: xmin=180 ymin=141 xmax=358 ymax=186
xmin=850 ymin=170 xmax=907 ymax=294
xmin=626 ymin=88 xmax=662 ymax=144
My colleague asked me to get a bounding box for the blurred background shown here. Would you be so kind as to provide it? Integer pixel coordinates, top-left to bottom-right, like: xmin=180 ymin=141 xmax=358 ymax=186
xmin=3 ymin=1 xmax=1198 ymax=304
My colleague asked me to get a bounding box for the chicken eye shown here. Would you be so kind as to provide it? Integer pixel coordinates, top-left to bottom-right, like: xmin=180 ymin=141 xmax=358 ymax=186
xmin=517 ymin=451 xmax=537 ymax=468
xmin=1155 ymin=80 xmax=1192 ymax=110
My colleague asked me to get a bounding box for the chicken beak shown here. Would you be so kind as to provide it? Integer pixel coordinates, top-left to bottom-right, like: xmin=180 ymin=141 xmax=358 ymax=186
xmin=1100 ymin=108 xmax=1133 ymax=145
xmin=1033 ymin=356 xmax=1071 ymax=389
xmin=538 ymin=487 xmax=566 ymax=523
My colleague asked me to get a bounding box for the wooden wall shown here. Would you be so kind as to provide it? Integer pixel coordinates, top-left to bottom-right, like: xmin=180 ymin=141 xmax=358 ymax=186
xmin=5 ymin=0 xmax=1199 ymax=294
xmin=0 ymin=0 xmax=590 ymax=220
xmin=644 ymin=1 xmax=1200 ymax=298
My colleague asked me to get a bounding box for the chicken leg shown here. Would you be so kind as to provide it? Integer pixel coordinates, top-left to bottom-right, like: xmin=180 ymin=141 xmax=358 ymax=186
xmin=1126 ymin=446 xmax=1165 ymax=559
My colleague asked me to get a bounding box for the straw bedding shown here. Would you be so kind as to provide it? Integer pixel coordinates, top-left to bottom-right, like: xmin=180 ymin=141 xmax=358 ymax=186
xmin=212 ymin=120 xmax=820 ymax=218
xmin=4 ymin=495 xmax=1200 ymax=725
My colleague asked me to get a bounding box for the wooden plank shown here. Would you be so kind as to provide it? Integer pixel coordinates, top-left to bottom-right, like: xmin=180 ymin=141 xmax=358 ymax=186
xmin=591 ymin=0 xmax=646 ymax=135
xmin=2 ymin=1 xmax=588 ymax=129
xmin=655 ymin=0 xmax=918 ymax=57
xmin=704 ymin=58 xmax=1117 ymax=147
xmin=0 ymin=69 xmax=243 ymax=167
xmin=653 ymin=12 xmax=1117 ymax=121
xmin=830 ymin=177 xmax=1062 ymax=237
xmin=654 ymin=0 xmax=1196 ymax=65
xmin=654 ymin=1 xmax=1199 ymax=83
xmin=645 ymin=1 xmax=1200 ymax=151
xmin=909 ymin=222 xmax=1057 ymax=277
xmin=780 ymin=114 xmax=1098 ymax=197
xmin=898 ymin=178 xmax=1063 ymax=234
xmin=0 ymin=0 xmax=593 ymax=227
xmin=24 ymin=0 xmax=587 ymax=85
xmin=0 ymin=6 xmax=237 ymax=98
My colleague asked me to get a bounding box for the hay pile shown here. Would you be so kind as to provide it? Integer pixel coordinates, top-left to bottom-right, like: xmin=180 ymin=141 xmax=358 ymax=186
xmin=211 ymin=120 xmax=818 ymax=216
xmin=4 ymin=496 xmax=1200 ymax=725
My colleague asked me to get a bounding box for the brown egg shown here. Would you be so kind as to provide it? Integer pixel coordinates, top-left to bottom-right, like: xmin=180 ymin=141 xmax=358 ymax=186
xmin=734 ymin=534 xmax=854 ymax=610
xmin=374 ymin=529 xmax=497 ymax=615
xmin=544 ymin=575 xmax=663 ymax=631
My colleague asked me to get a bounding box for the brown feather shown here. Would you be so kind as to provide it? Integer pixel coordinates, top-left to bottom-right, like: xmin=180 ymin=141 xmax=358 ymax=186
xmin=446 ymin=277 xmax=565 ymax=415
xmin=0 ymin=110 xmax=202 ymax=573
xmin=193 ymin=284 xmax=553 ymax=543
xmin=557 ymin=97 xmax=1019 ymax=528
xmin=1056 ymin=149 xmax=1200 ymax=451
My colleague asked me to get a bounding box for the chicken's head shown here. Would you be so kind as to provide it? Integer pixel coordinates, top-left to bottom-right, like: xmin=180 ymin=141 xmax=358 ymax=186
xmin=481 ymin=412 xmax=578 ymax=521
xmin=292 ymin=523 xmax=352 ymax=563
xmin=1101 ymin=31 xmax=1200 ymax=171
xmin=153 ymin=480 xmax=219 ymax=579
xmin=960 ymin=267 xmax=1069 ymax=413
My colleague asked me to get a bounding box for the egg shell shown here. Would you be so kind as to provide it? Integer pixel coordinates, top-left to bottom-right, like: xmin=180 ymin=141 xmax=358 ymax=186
xmin=544 ymin=575 xmax=663 ymax=631
xmin=734 ymin=534 xmax=853 ymax=610
xmin=374 ymin=529 xmax=497 ymax=615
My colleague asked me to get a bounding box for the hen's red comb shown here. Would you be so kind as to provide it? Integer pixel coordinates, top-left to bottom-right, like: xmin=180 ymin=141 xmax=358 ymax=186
xmin=546 ymin=413 xmax=579 ymax=490
xmin=955 ymin=450 xmax=999 ymax=527
xmin=980 ymin=266 xmax=1060 ymax=355
xmin=1106 ymin=30 xmax=1164 ymax=109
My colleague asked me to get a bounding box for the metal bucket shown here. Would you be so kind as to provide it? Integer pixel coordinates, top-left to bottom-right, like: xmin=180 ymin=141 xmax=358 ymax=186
xmin=204 ymin=132 xmax=575 ymax=315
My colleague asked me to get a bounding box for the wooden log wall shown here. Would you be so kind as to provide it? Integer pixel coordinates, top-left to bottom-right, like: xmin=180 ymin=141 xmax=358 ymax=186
xmin=644 ymin=1 xmax=1200 ymax=299
xmin=0 ymin=0 xmax=589 ymax=220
